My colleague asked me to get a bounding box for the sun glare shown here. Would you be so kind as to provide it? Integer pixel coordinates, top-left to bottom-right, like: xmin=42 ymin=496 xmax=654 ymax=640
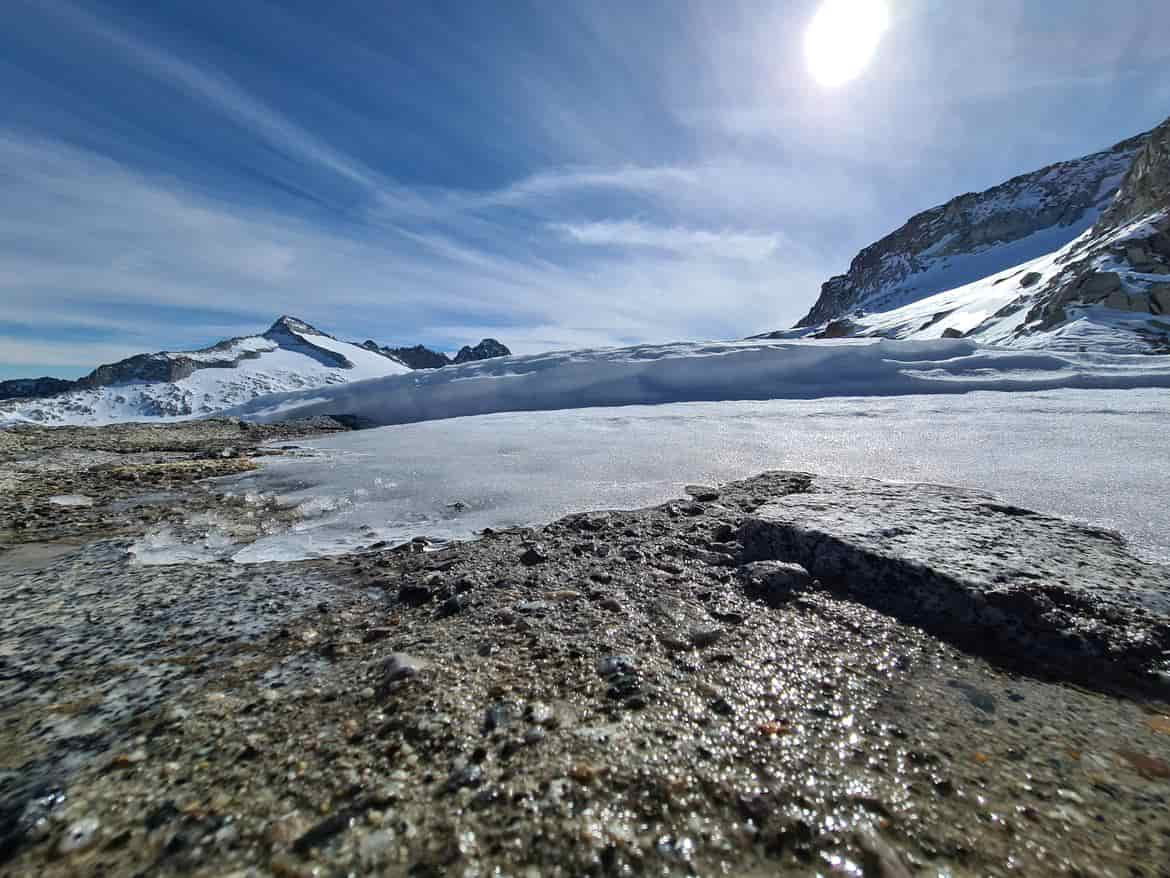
xmin=805 ymin=0 xmax=890 ymax=88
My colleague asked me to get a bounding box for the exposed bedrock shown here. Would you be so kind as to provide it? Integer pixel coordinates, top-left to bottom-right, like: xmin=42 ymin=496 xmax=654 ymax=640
xmin=737 ymin=474 xmax=1170 ymax=695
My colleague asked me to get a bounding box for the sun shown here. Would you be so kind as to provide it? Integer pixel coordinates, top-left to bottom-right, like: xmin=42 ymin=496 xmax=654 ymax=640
xmin=804 ymin=0 xmax=890 ymax=88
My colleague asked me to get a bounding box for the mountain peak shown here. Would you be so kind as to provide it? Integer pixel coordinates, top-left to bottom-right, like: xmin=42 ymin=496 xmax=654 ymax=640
xmin=454 ymin=338 xmax=511 ymax=364
xmin=265 ymin=315 xmax=325 ymax=337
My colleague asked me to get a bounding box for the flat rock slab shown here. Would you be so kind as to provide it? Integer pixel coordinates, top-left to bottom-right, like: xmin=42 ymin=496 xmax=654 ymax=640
xmin=739 ymin=475 xmax=1170 ymax=693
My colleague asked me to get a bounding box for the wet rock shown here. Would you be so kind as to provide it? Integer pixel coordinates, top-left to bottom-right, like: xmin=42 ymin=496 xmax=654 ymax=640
xmin=738 ymin=476 xmax=1170 ymax=691
xmin=739 ymin=560 xmax=814 ymax=606
xmin=483 ymin=701 xmax=519 ymax=734
xmin=435 ymin=594 xmax=467 ymax=618
xmin=596 ymin=655 xmax=637 ymax=678
xmin=58 ymin=817 xmax=100 ymax=855
xmin=519 ymin=545 xmax=549 ymax=566
xmin=382 ymin=653 xmax=422 ymax=683
xmin=445 ymin=762 xmax=483 ymax=793
xmin=688 ymin=625 xmax=723 ymax=648
xmin=291 ymin=811 xmax=353 ymax=855
xmin=947 ymin=680 xmax=997 ymax=713
xmin=398 ymin=580 xmax=437 ymax=606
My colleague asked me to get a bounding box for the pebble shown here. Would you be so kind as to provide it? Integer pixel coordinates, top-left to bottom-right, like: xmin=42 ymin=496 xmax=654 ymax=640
xmin=58 ymin=816 xmax=101 ymax=855
xmin=483 ymin=701 xmax=518 ymax=733
xmin=597 ymin=655 xmax=637 ymax=677
xmin=436 ymin=594 xmax=467 ymax=617
xmin=519 ymin=545 xmax=549 ymax=566
xmin=446 ymin=763 xmax=484 ymax=792
xmin=383 ymin=653 xmax=422 ymax=683
xmin=688 ymin=625 xmax=724 ymax=648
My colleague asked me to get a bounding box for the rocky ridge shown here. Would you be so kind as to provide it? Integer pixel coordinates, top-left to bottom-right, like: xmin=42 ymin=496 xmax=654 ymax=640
xmin=0 ymin=318 xmax=512 ymax=405
xmin=365 ymin=338 xmax=513 ymax=370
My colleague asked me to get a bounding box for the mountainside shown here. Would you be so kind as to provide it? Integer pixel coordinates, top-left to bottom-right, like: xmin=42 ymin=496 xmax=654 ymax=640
xmin=0 ymin=317 xmax=413 ymax=426
xmin=1 ymin=319 xmax=516 ymax=426
xmin=781 ymin=117 xmax=1170 ymax=352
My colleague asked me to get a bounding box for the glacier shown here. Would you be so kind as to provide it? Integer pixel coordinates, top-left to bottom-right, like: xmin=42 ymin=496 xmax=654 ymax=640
xmin=224 ymin=336 xmax=1170 ymax=427
xmin=187 ymin=387 xmax=1170 ymax=567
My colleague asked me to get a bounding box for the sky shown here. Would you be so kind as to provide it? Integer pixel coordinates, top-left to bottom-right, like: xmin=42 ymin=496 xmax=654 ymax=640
xmin=2 ymin=0 xmax=1169 ymax=379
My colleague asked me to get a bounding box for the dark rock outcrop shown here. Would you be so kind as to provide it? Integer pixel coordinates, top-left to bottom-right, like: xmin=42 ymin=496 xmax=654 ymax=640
xmin=1022 ymin=117 xmax=1170 ymax=332
xmin=376 ymin=338 xmax=512 ymax=369
xmin=381 ymin=344 xmax=451 ymax=370
xmin=0 ymin=377 xmax=75 ymax=401
xmin=453 ymin=338 xmax=510 ymax=364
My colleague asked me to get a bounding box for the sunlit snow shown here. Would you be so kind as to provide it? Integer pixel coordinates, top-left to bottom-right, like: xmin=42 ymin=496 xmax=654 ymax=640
xmin=186 ymin=388 xmax=1170 ymax=566
xmin=226 ymin=337 xmax=1170 ymax=427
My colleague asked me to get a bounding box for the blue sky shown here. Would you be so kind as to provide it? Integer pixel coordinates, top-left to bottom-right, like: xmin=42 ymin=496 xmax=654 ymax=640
xmin=2 ymin=0 xmax=1169 ymax=378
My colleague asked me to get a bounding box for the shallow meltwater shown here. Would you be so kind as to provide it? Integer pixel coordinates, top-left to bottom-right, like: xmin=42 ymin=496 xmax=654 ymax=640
xmin=136 ymin=388 xmax=1170 ymax=566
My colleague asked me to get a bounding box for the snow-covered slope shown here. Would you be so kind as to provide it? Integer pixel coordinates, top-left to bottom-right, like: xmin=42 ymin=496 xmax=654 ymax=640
xmin=0 ymin=316 xmax=411 ymax=426
xmin=797 ymin=132 xmax=1147 ymax=327
xmin=224 ymin=337 xmax=1170 ymax=428
xmin=780 ymin=116 xmax=1170 ymax=352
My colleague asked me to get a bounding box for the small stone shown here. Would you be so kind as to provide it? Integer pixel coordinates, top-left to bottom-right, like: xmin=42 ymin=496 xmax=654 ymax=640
xmin=524 ymin=726 xmax=546 ymax=745
xmin=520 ymin=545 xmax=549 ymax=566
xmin=515 ymin=600 xmax=549 ymax=614
xmin=363 ymin=627 xmax=393 ymax=643
xmin=398 ymin=582 xmax=435 ymax=606
xmin=688 ymin=626 xmax=723 ymax=648
xmin=436 ymin=594 xmax=467 ymax=618
xmin=58 ymin=817 xmax=101 ymax=855
xmin=291 ymin=812 xmax=353 ymax=855
xmin=599 ymin=597 xmax=624 ymax=613
xmin=383 ymin=653 xmax=422 ymax=683
xmin=596 ymin=655 xmax=637 ymax=677
xmin=710 ymin=697 xmax=735 ymax=717
xmin=483 ymin=701 xmax=518 ymax=734
xmin=740 ymin=561 xmax=813 ymax=606
xmin=445 ymin=763 xmax=483 ymax=792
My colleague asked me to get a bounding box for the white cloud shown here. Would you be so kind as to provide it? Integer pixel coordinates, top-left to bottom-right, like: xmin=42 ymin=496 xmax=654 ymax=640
xmin=0 ymin=130 xmax=830 ymax=371
xmin=555 ymin=220 xmax=782 ymax=261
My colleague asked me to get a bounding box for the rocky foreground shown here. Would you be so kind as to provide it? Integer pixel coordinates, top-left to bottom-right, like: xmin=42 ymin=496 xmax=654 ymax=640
xmin=1 ymin=420 xmax=1169 ymax=876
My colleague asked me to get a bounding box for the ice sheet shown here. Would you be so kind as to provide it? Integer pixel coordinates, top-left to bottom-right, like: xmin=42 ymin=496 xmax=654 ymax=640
xmin=210 ymin=388 xmax=1170 ymax=565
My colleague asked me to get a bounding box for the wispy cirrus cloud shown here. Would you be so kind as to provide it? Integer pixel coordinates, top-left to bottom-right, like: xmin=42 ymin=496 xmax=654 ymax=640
xmin=2 ymin=0 xmax=1166 ymax=380
xmin=555 ymin=220 xmax=783 ymax=261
